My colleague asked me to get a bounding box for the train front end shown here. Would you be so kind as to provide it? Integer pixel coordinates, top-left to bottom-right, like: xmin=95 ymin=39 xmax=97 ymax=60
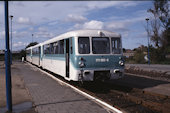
xmin=71 ymin=31 xmax=125 ymax=82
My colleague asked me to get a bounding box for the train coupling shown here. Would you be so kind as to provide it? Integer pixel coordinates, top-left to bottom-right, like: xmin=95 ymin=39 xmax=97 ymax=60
xmin=78 ymin=70 xmax=94 ymax=81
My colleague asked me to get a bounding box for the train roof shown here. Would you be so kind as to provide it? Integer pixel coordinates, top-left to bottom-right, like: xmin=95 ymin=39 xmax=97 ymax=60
xmin=42 ymin=29 xmax=121 ymax=45
xmin=27 ymin=29 xmax=121 ymax=48
xmin=26 ymin=43 xmax=41 ymax=50
xmin=26 ymin=46 xmax=32 ymax=50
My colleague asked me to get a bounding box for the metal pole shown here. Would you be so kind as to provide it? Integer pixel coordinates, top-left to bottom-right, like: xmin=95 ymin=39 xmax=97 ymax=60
xmin=146 ymin=18 xmax=150 ymax=65
xmin=10 ymin=15 xmax=13 ymax=65
xmin=4 ymin=1 xmax=12 ymax=111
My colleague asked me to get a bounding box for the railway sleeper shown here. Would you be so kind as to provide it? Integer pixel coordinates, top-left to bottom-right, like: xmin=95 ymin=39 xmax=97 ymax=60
xmin=110 ymin=90 xmax=169 ymax=113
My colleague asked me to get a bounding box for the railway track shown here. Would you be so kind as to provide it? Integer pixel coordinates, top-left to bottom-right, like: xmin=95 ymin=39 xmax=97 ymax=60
xmin=32 ymin=63 xmax=170 ymax=113
xmin=52 ymin=72 xmax=170 ymax=113
xmin=75 ymin=82 xmax=170 ymax=113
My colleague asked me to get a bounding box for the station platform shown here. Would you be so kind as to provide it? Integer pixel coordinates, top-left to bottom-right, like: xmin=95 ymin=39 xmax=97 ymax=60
xmin=1 ymin=61 xmax=170 ymax=113
xmin=1 ymin=62 xmax=115 ymax=113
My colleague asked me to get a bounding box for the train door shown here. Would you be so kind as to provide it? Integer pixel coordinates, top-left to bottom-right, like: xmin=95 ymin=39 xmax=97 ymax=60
xmin=65 ymin=39 xmax=70 ymax=78
xmin=38 ymin=46 xmax=41 ymax=66
xmin=31 ymin=48 xmax=33 ymax=63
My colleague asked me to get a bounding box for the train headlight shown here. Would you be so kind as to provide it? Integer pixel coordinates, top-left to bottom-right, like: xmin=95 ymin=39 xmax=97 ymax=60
xmin=79 ymin=61 xmax=85 ymax=68
xmin=119 ymin=60 xmax=124 ymax=66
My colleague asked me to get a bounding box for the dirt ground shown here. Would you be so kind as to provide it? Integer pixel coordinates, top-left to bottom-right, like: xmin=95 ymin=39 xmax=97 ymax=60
xmin=0 ymin=61 xmax=36 ymax=113
xmin=125 ymin=64 xmax=170 ymax=82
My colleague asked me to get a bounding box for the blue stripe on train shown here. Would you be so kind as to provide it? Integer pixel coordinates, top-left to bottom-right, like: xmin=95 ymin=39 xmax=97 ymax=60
xmin=39 ymin=54 xmax=124 ymax=70
xmin=71 ymin=55 xmax=124 ymax=69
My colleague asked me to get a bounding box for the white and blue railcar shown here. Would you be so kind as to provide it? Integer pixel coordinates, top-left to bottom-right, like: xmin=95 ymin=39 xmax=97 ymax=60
xmin=26 ymin=46 xmax=32 ymax=63
xmin=31 ymin=43 xmax=42 ymax=66
xmin=26 ymin=30 xmax=125 ymax=82
xmin=26 ymin=43 xmax=42 ymax=66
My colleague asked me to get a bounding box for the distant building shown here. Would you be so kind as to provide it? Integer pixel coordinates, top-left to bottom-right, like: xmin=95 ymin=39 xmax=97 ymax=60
xmin=0 ymin=50 xmax=5 ymax=54
xmin=0 ymin=50 xmax=20 ymax=54
xmin=123 ymin=49 xmax=135 ymax=58
xmin=166 ymin=54 xmax=170 ymax=59
xmin=12 ymin=51 xmax=20 ymax=54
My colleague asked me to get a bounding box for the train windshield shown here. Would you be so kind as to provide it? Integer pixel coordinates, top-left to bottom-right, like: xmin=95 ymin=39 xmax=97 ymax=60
xmin=78 ymin=37 xmax=90 ymax=54
xmin=111 ymin=38 xmax=121 ymax=54
xmin=92 ymin=37 xmax=110 ymax=54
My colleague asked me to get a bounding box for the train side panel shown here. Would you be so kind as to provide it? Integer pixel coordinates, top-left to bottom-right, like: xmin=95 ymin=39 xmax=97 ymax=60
xmin=26 ymin=55 xmax=32 ymax=63
xmin=26 ymin=48 xmax=32 ymax=63
xmin=32 ymin=55 xmax=39 ymax=66
xmin=42 ymin=55 xmax=66 ymax=78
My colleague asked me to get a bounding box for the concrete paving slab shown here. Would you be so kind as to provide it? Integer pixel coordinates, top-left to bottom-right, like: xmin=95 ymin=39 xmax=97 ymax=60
xmin=17 ymin=62 xmax=112 ymax=113
xmin=0 ymin=61 xmax=36 ymax=113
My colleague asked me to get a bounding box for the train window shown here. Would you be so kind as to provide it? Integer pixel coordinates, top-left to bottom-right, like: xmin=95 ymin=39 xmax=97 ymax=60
xmin=53 ymin=42 xmax=58 ymax=54
xmin=111 ymin=38 xmax=121 ymax=54
xmin=35 ymin=48 xmax=37 ymax=54
xmin=26 ymin=50 xmax=31 ymax=55
xmin=50 ymin=43 xmax=54 ymax=54
xmin=44 ymin=45 xmax=47 ymax=54
xmin=37 ymin=47 xmax=39 ymax=54
xmin=33 ymin=47 xmax=39 ymax=55
xmin=78 ymin=37 xmax=90 ymax=54
xmin=70 ymin=38 xmax=73 ymax=54
xmin=58 ymin=40 xmax=64 ymax=54
xmin=92 ymin=37 xmax=110 ymax=54
xmin=44 ymin=44 xmax=50 ymax=54
xmin=32 ymin=48 xmax=35 ymax=55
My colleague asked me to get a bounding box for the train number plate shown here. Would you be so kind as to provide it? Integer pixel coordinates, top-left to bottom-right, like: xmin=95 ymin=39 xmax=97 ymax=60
xmin=96 ymin=58 xmax=109 ymax=62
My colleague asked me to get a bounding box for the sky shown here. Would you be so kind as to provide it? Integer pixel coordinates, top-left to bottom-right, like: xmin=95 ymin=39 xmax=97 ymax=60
xmin=0 ymin=1 xmax=154 ymax=51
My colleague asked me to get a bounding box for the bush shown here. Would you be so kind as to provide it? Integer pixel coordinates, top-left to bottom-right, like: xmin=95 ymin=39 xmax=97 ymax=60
xmin=133 ymin=49 xmax=145 ymax=63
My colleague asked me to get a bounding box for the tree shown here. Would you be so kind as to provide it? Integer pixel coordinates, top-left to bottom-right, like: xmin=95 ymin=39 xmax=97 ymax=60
xmin=133 ymin=49 xmax=145 ymax=64
xmin=157 ymin=0 xmax=170 ymax=55
xmin=25 ymin=42 xmax=38 ymax=49
xmin=19 ymin=49 xmax=26 ymax=58
xmin=123 ymin=48 xmax=126 ymax=53
xmin=147 ymin=0 xmax=169 ymax=49
xmin=146 ymin=0 xmax=170 ymax=63
xmin=161 ymin=27 xmax=170 ymax=54
xmin=147 ymin=0 xmax=161 ymax=48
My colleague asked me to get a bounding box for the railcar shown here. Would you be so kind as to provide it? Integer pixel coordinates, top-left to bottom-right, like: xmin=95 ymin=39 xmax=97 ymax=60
xmin=26 ymin=46 xmax=32 ymax=63
xmin=26 ymin=30 xmax=125 ymax=82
